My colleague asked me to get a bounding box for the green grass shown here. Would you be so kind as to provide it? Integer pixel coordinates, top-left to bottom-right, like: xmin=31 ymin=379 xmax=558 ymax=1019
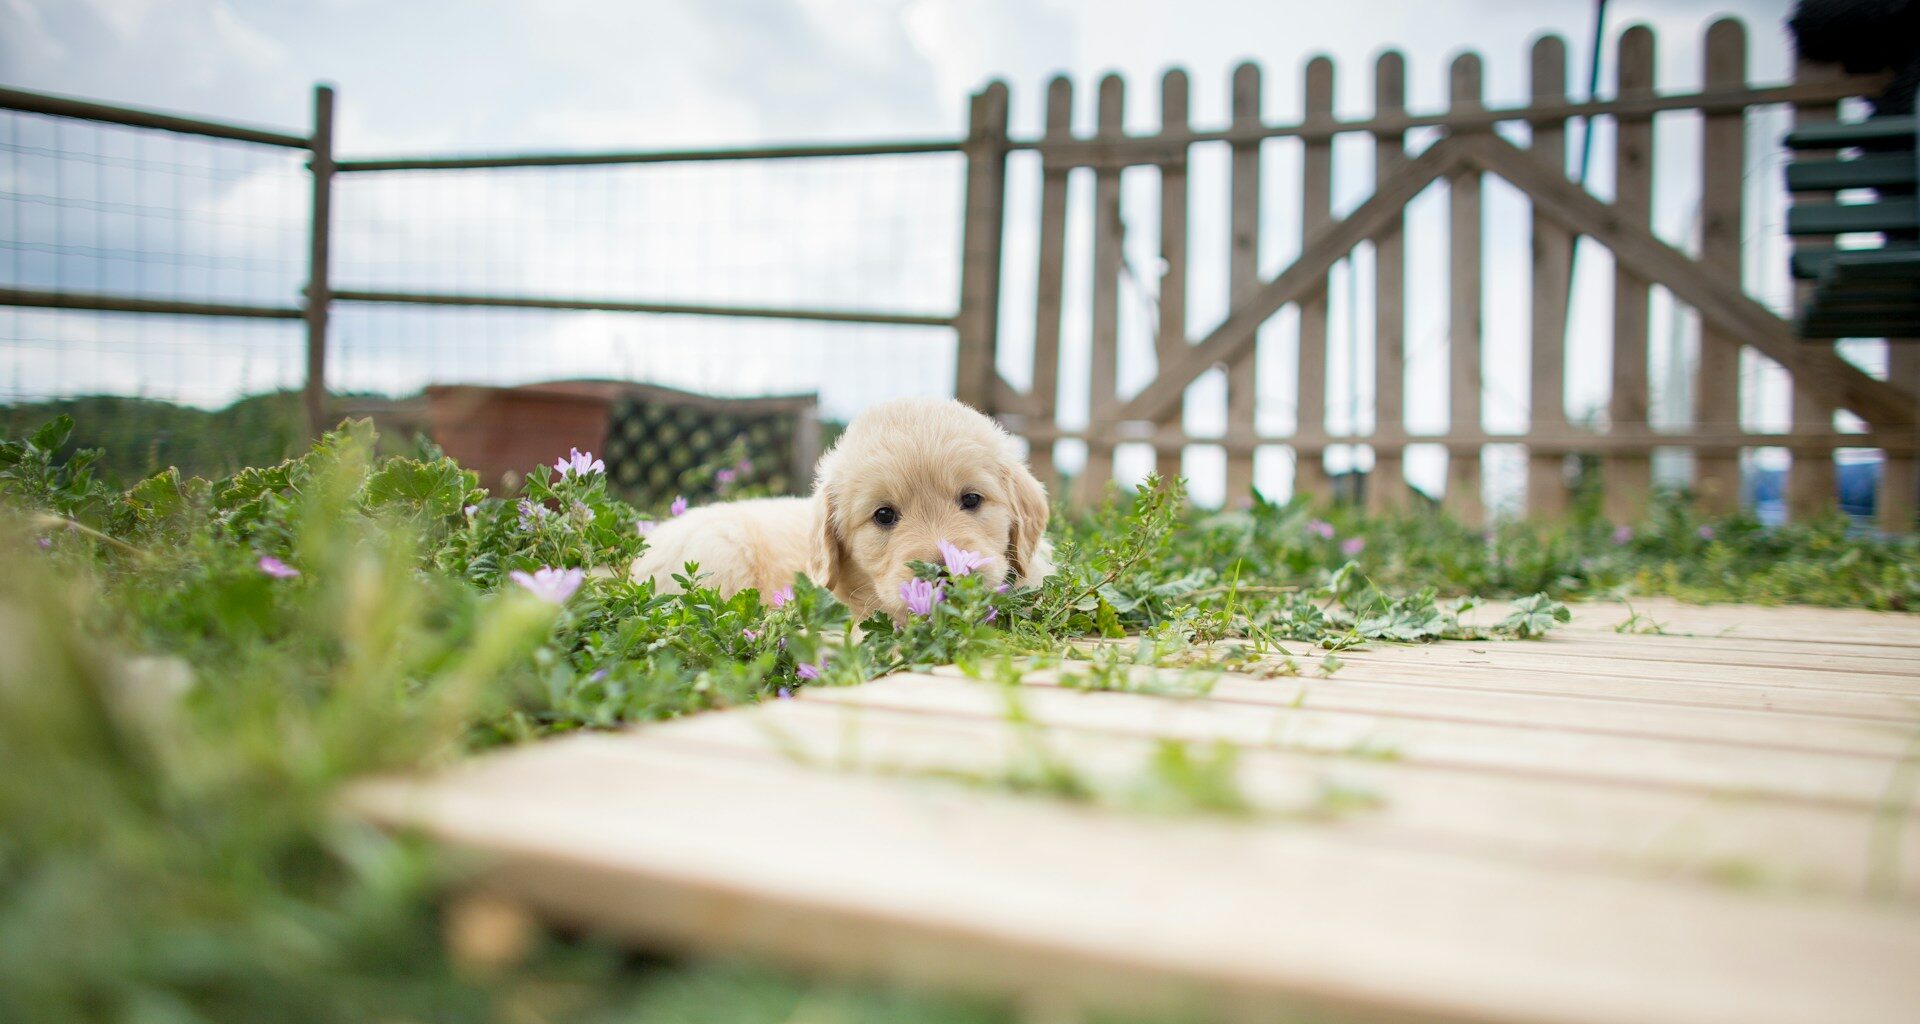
xmin=0 ymin=412 xmax=1912 ymax=1024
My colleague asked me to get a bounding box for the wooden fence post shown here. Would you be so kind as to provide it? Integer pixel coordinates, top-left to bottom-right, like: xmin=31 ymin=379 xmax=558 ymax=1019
xmin=1028 ymin=77 xmax=1073 ymax=490
xmin=1527 ymin=36 xmax=1572 ymax=520
xmin=1604 ymin=26 xmax=1655 ymax=524
xmin=1788 ymin=57 xmax=1841 ymax=521
xmin=304 ymin=83 xmax=335 ymax=440
xmin=955 ymin=82 xmax=1011 ymax=415
xmin=1075 ymin=74 xmax=1126 ymax=504
xmin=1367 ymin=52 xmax=1407 ymax=515
xmin=1225 ymin=62 xmax=1263 ymax=508
xmin=1446 ymin=52 xmax=1485 ymax=525
xmin=1295 ymin=57 xmax=1335 ymax=504
xmin=1695 ymin=18 xmax=1747 ymax=516
xmin=1155 ymin=70 xmax=1191 ymax=483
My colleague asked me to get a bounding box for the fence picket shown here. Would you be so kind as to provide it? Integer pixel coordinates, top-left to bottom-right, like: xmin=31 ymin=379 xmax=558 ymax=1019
xmin=1696 ymin=19 xmax=1747 ymax=516
xmin=1156 ymin=70 xmax=1191 ymax=482
xmin=1787 ymin=56 xmax=1842 ymax=521
xmin=1526 ymin=37 xmax=1571 ymax=519
xmin=1368 ymin=52 xmax=1408 ymax=514
xmin=1226 ymin=63 xmax=1263 ymax=507
xmin=1604 ymin=26 xmax=1656 ymax=523
xmin=1076 ymin=74 xmax=1126 ymax=504
xmin=1296 ymin=57 xmax=1335 ymax=503
xmin=1446 ymin=52 xmax=1486 ymax=524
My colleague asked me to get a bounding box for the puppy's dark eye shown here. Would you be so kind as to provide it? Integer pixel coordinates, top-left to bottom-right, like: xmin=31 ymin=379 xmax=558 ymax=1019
xmin=959 ymin=492 xmax=983 ymax=511
xmin=872 ymin=506 xmax=898 ymax=527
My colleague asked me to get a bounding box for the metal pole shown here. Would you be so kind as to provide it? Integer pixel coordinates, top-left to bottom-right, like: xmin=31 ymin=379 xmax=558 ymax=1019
xmin=304 ymin=84 xmax=335 ymax=440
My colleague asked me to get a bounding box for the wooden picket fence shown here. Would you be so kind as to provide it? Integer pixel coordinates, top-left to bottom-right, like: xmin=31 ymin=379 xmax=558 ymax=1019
xmin=951 ymin=17 xmax=1919 ymax=530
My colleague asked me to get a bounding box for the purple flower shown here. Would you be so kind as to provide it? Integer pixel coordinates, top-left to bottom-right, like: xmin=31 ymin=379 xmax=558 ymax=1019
xmin=517 ymin=498 xmax=553 ymax=531
xmin=769 ymin=585 xmax=794 ymax=609
xmin=258 ymin=555 xmax=300 ymax=579
xmin=1306 ymin=519 xmax=1336 ymax=540
xmin=735 ymin=457 xmax=753 ymax=474
xmin=463 ymin=504 xmax=478 ymax=518
xmin=1698 ymin=525 xmax=1717 ymax=541
xmin=777 ymin=686 xmax=793 ymax=699
xmin=1612 ymin=524 xmax=1633 ymax=545
xmin=937 ymin=540 xmax=989 ymax=577
xmin=900 ymin=577 xmax=943 ymax=616
xmin=589 ymin=669 xmax=608 ymax=683
xmin=635 ymin=519 xmax=657 ymax=537
xmin=795 ymin=656 xmax=825 ymax=681
xmin=1340 ymin=537 xmax=1366 ymax=557
xmin=742 ymin=629 xmax=759 ymax=642
xmin=508 ymin=566 xmax=585 ymax=605
xmin=36 ymin=536 xmax=51 ymax=551
xmin=715 ymin=468 xmax=736 ymax=485
xmin=983 ymin=607 xmax=998 ymax=624
xmin=554 ymin=447 xmax=605 ymax=477
xmin=670 ymin=496 xmax=688 ymax=517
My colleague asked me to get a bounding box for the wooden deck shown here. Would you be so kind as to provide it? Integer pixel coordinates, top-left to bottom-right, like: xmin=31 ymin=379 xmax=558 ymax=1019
xmin=349 ymin=598 xmax=1920 ymax=1024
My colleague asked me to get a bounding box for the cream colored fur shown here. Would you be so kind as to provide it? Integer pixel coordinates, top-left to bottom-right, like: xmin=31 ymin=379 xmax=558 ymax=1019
xmin=631 ymin=397 xmax=1053 ymax=620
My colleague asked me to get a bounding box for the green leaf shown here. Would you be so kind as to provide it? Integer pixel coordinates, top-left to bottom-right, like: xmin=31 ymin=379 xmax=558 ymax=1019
xmin=30 ymin=414 xmax=74 ymax=452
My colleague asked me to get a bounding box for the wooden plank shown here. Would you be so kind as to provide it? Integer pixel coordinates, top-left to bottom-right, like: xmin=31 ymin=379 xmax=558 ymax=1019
xmin=1789 ymin=57 xmax=1841 ymax=519
xmin=1154 ymin=69 xmax=1190 ymax=482
xmin=1696 ymin=18 xmax=1746 ymax=516
xmin=1444 ymin=631 xmax=1920 ymax=674
xmin=925 ymin=664 xmax=1917 ymax=754
xmin=1027 ymin=77 xmax=1074 ymax=488
xmin=1604 ymin=26 xmax=1656 ymax=523
xmin=650 ymin=697 xmax=1920 ymax=900
xmin=1885 ymin=342 xmax=1919 ymax=532
xmin=1469 ymin=597 xmax=1920 ymax=646
xmin=1447 ymin=52 xmax=1486 ymax=524
xmin=1453 ymin=134 xmax=1917 ymax=429
xmin=955 ymin=82 xmax=1011 ymax=413
xmin=348 ymin=733 xmax=1920 ymax=1024
xmin=1117 ymin=137 xmax=1466 ymax=425
xmin=1499 ymin=630 xmax=1920 ymax=665
xmin=810 ymin=674 xmax=1906 ymax=809
xmin=1368 ymin=52 xmax=1408 ymax=514
xmin=1225 ymin=62 xmax=1263 ymax=508
xmin=1077 ymin=74 xmax=1125 ymax=504
xmin=1332 ymin=644 xmax=1920 ymax=695
xmin=1296 ymin=57 xmax=1335 ymax=503
xmin=1527 ymin=36 xmax=1573 ymax=520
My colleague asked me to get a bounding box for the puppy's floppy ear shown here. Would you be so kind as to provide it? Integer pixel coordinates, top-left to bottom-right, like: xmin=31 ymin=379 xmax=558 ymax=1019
xmin=807 ymin=490 xmax=849 ymax=593
xmin=1002 ymin=458 xmax=1051 ymax=582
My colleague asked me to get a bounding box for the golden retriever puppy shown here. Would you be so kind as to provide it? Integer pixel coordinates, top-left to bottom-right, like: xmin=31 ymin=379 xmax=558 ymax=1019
xmin=631 ymin=397 xmax=1052 ymax=620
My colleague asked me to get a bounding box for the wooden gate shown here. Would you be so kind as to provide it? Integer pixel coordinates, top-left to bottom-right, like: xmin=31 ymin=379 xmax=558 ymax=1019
xmin=952 ymin=17 xmax=1919 ymax=530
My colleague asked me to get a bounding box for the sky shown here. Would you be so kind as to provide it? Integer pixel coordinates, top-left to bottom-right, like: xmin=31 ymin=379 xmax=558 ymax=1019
xmin=1 ymin=0 xmax=1858 ymax=508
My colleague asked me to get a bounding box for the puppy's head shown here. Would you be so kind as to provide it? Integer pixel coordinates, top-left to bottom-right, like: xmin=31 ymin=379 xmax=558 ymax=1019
xmin=808 ymin=397 xmax=1051 ymax=621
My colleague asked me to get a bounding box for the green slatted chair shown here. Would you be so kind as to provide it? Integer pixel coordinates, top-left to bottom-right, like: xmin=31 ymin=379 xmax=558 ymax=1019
xmin=1784 ymin=114 xmax=1919 ymax=340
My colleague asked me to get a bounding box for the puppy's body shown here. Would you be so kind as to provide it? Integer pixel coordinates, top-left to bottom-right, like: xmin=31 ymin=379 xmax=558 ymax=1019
xmin=632 ymin=495 xmax=813 ymax=598
xmin=631 ymin=398 xmax=1052 ymax=620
